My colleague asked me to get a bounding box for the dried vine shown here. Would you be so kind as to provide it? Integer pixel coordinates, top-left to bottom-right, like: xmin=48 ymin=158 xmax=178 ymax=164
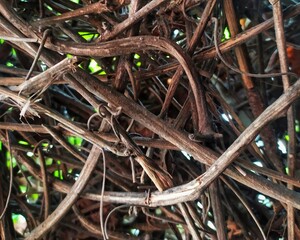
xmin=0 ymin=0 xmax=300 ymax=239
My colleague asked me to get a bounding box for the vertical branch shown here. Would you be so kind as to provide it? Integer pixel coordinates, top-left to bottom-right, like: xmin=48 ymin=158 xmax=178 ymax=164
xmin=209 ymin=180 xmax=227 ymax=240
xmin=269 ymin=1 xmax=296 ymax=239
xmin=113 ymin=0 xmax=143 ymax=92
xmin=223 ymin=0 xmax=253 ymax=90
xmin=178 ymin=203 xmax=201 ymax=240
xmin=223 ymin=0 xmax=284 ymax=172
xmin=161 ymin=0 xmax=216 ymax=135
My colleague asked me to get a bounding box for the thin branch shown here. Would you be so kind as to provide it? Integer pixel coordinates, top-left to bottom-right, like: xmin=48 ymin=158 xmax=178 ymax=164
xmin=0 ymin=36 xmax=37 ymax=42
xmin=2 ymin=79 xmax=300 ymax=208
xmin=101 ymin=0 xmax=169 ymax=40
xmin=33 ymin=2 xmax=109 ymax=28
xmin=197 ymin=78 xmax=300 ymax=194
xmin=25 ymin=145 xmax=101 ymax=240
xmin=195 ymin=4 xmax=300 ymax=61
xmin=269 ymin=1 xmax=296 ymax=239
xmin=10 ymin=57 xmax=78 ymax=95
xmin=0 ymin=131 xmax=13 ymax=220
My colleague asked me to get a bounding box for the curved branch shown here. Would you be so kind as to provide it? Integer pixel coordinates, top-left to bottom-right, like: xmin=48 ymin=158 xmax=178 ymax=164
xmin=4 ymin=76 xmax=300 ymax=209
xmin=48 ymin=35 xmax=204 ymax=128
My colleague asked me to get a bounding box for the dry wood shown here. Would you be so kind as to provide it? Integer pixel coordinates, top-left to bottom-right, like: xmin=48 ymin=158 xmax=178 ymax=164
xmin=270 ymin=1 xmax=296 ymax=239
xmin=0 ymin=1 xmax=299 ymax=239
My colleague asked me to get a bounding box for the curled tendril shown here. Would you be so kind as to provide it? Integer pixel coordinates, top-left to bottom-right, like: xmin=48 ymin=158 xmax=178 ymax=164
xmin=33 ymin=139 xmax=52 ymax=157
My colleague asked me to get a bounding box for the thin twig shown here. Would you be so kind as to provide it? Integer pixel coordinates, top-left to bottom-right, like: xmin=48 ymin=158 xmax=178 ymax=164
xmin=36 ymin=145 xmax=50 ymax=221
xmin=221 ymin=177 xmax=267 ymax=240
xmin=212 ymin=17 xmax=297 ymax=79
xmin=0 ymin=131 xmax=13 ymax=220
xmin=269 ymin=1 xmax=296 ymax=239
xmin=196 ymin=4 xmax=300 ymax=61
xmin=101 ymin=0 xmax=169 ymax=41
xmin=25 ymin=29 xmax=51 ymax=80
xmin=99 ymin=149 xmax=107 ymax=240
xmin=10 ymin=57 xmax=78 ymax=95
xmin=25 ymin=145 xmax=101 ymax=240
xmin=33 ymin=2 xmax=109 ymax=28
xmin=0 ymin=36 xmax=37 ymax=42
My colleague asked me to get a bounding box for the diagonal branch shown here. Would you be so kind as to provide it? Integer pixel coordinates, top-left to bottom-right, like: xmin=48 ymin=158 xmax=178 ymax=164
xmin=25 ymin=145 xmax=102 ymax=240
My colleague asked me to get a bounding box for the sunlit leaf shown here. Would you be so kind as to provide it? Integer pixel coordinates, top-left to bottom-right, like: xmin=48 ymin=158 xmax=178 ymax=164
xmin=176 ymin=224 xmax=184 ymax=233
xmin=284 ymin=134 xmax=289 ymax=141
xmin=296 ymin=120 xmax=300 ymax=133
xmin=18 ymin=140 xmax=29 ymax=145
xmin=19 ymin=185 xmax=27 ymax=193
xmin=45 ymin=158 xmax=53 ymax=166
xmin=6 ymin=152 xmax=17 ymax=168
xmin=130 ymin=229 xmax=140 ymax=236
xmin=54 ymin=170 xmax=63 ymax=180
xmin=222 ymin=27 xmax=231 ymax=42
xmin=27 ymin=193 xmax=39 ymax=203
xmin=88 ymin=59 xmax=102 ymax=73
xmin=10 ymin=48 xmax=16 ymax=57
xmin=155 ymin=208 xmax=162 ymax=215
xmin=67 ymin=136 xmax=75 ymax=145
xmin=12 ymin=213 xmax=27 ymax=235
xmin=26 ymin=152 xmax=34 ymax=157
xmin=6 ymin=62 xmax=14 ymax=67
xmin=75 ymin=136 xmax=83 ymax=146
xmin=134 ymin=54 xmax=140 ymax=59
xmin=78 ymin=32 xmax=99 ymax=41
xmin=45 ymin=4 xmax=53 ymax=11
xmin=99 ymin=70 xmax=107 ymax=75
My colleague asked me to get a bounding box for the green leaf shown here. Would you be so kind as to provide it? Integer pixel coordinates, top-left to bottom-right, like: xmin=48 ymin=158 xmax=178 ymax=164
xmin=88 ymin=59 xmax=102 ymax=73
xmin=75 ymin=136 xmax=83 ymax=146
xmin=295 ymin=120 xmax=300 ymax=133
xmin=18 ymin=140 xmax=29 ymax=146
xmin=27 ymin=193 xmax=39 ymax=203
xmin=134 ymin=54 xmax=140 ymax=59
xmin=99 ymin=70 xmax=107 ymax=75
xmin=6 ymin=152 xmax=17 ymax=168
xmin=12 ymin=213 xmax=22 ymax=224
xmin=54 ymin=170 xmax=63 ymax=180
xmin=176 ymin=224 xmax=184 ymax=233
xmin=67 ymin=136 xmax=75 ymax=145
xmin=45 ymin=158 xmax=53 ymax=166
xmin=67 ymin=136 xmax=82 ymax=146
xmin=284 ymin=134 xmax=289 ymax=141
xmin=222 ymin=27 xmax=231 ymax=42
xmin=78 ymin=32 xmax=99 ymax=41
xmin=6 ymin=62 xmax=14 ymax=67
xmin=19 ymin=185 xmax=27 ymax=193
xmin=11 ymin=48 xmax=17 ymax=58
